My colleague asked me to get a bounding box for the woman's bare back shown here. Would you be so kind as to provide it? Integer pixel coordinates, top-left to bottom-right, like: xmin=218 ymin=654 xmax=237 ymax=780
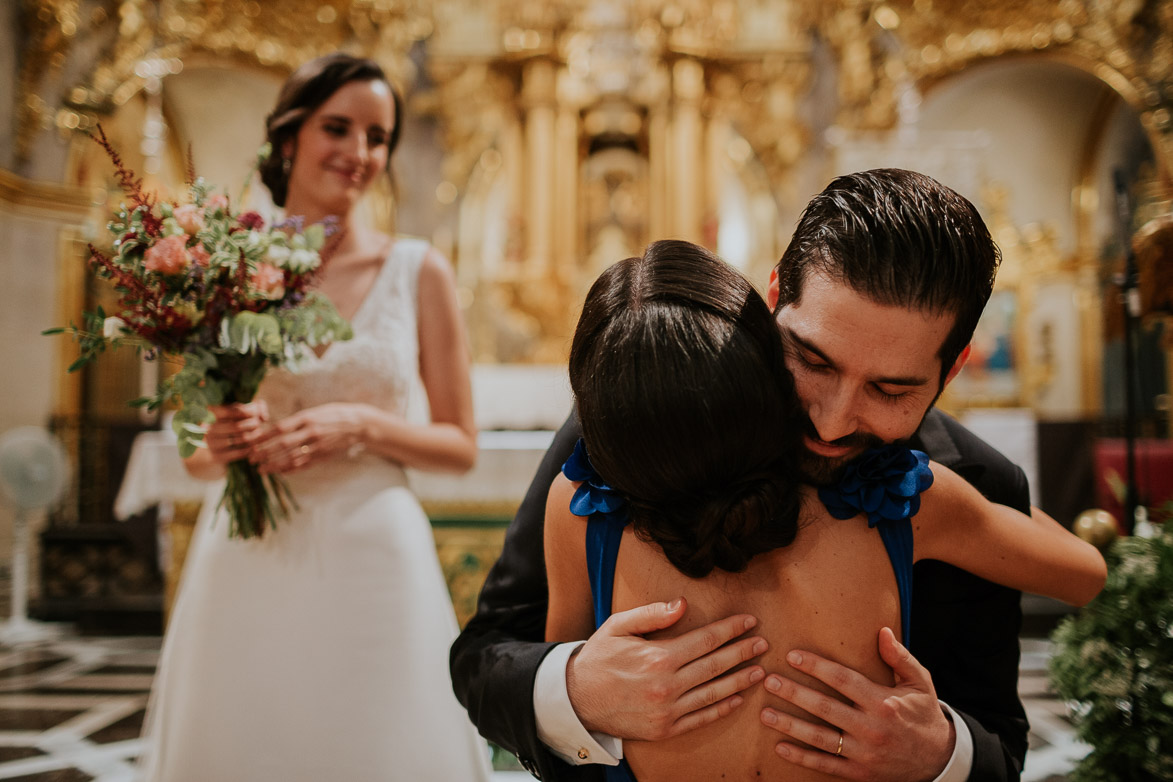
xmin=614 ymin=492 xmax=901 ymax=781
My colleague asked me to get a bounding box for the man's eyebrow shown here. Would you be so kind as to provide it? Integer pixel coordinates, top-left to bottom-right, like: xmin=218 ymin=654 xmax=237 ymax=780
xmin=785 ymin=330 xmax=835 ymax=367
xmin=785 ymin=329 xmax=931 ymax=387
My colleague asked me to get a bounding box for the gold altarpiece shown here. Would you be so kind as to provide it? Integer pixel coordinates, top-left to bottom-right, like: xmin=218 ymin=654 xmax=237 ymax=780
xmin=19 ymin=1 xmax=1173 ymax=369
xmin=13 ymin=0 xmax=1173 ymax=623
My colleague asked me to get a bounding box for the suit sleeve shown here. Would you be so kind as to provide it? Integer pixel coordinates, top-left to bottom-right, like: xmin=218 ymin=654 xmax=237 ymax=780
xmin=915 ymin=414 xmax=1032 ymax=782
xmin=450 ymin=413 xmax=596 ymax=781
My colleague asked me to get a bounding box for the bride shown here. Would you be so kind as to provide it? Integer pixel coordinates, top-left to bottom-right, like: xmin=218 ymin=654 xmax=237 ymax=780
xmin=545 ymin=239 xmax=1105 ymax=781
xmin=139 ymin=53 xmax=491 ymax=781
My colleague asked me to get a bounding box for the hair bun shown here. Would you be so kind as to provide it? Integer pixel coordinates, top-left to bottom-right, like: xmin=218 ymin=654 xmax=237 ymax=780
xmin=630 ymin=465 xmax=801 ymax=579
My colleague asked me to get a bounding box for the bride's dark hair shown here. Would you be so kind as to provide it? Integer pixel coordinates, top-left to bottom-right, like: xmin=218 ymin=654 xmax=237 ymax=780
xmin=259 ymin=52 xmax=405 ymax=207
xmin=570 ymin=240 xmax=803 ymax=578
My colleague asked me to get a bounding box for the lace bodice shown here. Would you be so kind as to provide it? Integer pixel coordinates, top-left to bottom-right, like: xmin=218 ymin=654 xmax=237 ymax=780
xmin=258 ymin=237 xmax=427 ymax=420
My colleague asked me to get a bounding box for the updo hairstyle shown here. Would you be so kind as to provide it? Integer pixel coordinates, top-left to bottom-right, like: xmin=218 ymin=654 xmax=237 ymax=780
xmin=258 ymin=52 xmax=405 ymax=207
xmin=569 ymin=240 xmax=803 ymax=578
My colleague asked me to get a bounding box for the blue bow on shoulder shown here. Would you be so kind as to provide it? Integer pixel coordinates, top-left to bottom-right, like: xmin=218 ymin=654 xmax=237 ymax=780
xmin=561 ymin=439 xmax=627 ymax=522
xmin=818 ymin=445 xmax=934 ymax=527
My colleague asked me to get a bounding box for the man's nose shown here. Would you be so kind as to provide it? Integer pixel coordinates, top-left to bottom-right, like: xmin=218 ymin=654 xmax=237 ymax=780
xmin=807 ymin=384 xmax=859 ymax=443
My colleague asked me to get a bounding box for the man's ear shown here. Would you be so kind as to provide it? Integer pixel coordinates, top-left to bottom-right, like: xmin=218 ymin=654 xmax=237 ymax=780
xmin=943 ymin=344 xmax=972 ymax=387
xmin=767 ymin=268 xmax=780 ymax=310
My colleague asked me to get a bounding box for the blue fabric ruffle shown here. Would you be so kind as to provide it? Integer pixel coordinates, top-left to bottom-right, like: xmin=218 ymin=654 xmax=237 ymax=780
xmin=562 ymin=438 xmax=627 ymax=523
xmin=818 ymin=445 xmax=934 ymax=527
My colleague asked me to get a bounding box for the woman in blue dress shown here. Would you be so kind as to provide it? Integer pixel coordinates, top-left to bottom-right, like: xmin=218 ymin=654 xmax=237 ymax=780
xmin=544 ymin=239 xmax=1105 ymax=782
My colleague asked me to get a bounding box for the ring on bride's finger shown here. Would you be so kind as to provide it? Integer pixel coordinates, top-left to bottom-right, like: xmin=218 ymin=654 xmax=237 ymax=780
xmin=299 ymin=445 xmax=310 ymax=456
xmin=834 ymin=732 xmax=844 ymax=758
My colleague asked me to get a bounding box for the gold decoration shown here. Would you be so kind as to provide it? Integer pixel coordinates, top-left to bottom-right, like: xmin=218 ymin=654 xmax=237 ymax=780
xmin=0 ymin=169 xmax=92 ymax=220
xmin=426 ymin=0 xmax=813 ymax=359
xmin=1073 ymin=508 xmax=1120 ymax=550
xmin=1134 ymin=213 xmax=1173 ymax=317
xmin=15 ymin=0 xmax=82 ymax=160
xmin=14 ymin=0 xmax=1173 ymax=366
xmin=16 ymin=0 xmax=434 ymax=162
xmin=810 ymin=1 xmax=1173 ymax=174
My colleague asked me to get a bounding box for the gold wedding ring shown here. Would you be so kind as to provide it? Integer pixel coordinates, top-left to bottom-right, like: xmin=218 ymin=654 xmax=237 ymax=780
xmin=299 ymin=445 xmax=310 ymax=455
xmin=834 ymin=732 xmax=844 ymax=757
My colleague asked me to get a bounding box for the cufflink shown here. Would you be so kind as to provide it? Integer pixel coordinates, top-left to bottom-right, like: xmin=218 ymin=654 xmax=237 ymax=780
xmin=577 ymin=748 xmax=590 ymax=760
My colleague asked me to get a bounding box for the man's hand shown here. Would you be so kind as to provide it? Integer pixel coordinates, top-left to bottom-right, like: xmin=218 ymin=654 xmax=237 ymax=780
xmin=566 ymin=597 xmax=768 ymax=741
xmin=759 ymin=627 xmax=955 ymax=781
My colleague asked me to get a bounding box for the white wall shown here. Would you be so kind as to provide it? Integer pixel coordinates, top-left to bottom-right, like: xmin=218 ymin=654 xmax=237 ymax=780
xmin=917 ymin=59 xmax=1129 ymax=257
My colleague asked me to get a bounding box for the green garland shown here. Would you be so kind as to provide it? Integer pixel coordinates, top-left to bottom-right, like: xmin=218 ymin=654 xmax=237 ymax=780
xmin=1049 ymin=506 xmax=1173 ymax=781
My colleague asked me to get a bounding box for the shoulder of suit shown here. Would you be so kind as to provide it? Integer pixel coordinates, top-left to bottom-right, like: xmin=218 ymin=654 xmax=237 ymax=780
xmin=916 ymin=408 xmax=1024 ymax=482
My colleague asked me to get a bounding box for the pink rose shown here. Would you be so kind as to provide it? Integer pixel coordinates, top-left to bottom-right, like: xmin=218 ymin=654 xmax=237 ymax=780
xmin=251 ymin=263 xmax=285 ymax=300
xmin=205 ymin=194 xmax=230 ymax=213
xmin=143 ymin=234 xmax=191 ymax=275
xmin=189 ymin=243 xmax=211 ymax=267
xmin=173 ymin=204 xmax=205 ymax=235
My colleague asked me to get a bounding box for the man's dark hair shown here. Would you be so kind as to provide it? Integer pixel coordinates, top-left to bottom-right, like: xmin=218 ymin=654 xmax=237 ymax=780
xmin=773 ymin=169 xmax=1001 ymax=387
xmin=570 ymin=240 xmax=803 ymax=578
xmin=259 ymin=52 xmax=404 ymax=207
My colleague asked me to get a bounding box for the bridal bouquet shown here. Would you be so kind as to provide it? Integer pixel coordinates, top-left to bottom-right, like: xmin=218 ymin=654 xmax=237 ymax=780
xmin=46 ymin=128 xmax=352 ymax=539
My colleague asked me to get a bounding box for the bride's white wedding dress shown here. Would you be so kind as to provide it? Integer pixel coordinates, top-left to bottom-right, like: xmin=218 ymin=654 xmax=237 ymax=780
xmin=139 ymin=238 xmax=492 ymax=781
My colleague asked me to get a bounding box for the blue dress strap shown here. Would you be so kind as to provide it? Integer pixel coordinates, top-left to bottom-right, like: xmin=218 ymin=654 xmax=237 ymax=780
xmin=562 ymin=440 xmax=639 ymax=782
xmin=817 ymin=446 xmax=933 ymax=648
xmin=586 ymin=514 xmax=627 ymax=630
xmin=874 ymin=520 xmax=914 ymax=648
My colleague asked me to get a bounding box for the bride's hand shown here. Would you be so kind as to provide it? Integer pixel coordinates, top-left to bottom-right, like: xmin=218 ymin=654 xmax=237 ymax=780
xmin=203 ymin=403 xmax=270 ymax=465
xmin=248 ymin=403 xmax=368 ymax=475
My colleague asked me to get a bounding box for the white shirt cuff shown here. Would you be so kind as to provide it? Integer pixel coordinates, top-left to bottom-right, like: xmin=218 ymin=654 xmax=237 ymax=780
xmin=533 ymin=641 xmax=623 ymax=766
xmin=931 ymin=702 xmax=974 ymax=782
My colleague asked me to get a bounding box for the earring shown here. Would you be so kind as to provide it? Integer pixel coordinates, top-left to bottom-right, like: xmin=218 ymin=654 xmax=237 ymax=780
xmin=282 ymin=156 xmax=291 ymax=175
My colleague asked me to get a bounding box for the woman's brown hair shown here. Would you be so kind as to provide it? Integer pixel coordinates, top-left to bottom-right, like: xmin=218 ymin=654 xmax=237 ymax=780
xmin=570 ymin=240 xmax=803 ymax=578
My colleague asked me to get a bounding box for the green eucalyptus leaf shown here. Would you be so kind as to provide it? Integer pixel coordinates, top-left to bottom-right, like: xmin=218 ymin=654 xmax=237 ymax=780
xmin=303 ymin=223 xmax=326 ymax=251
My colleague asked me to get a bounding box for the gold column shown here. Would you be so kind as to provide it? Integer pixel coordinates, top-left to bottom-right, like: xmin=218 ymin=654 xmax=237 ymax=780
xmin=522 ymin=59 xmax=557 ymax=276
xmin=647 ymin=74 xmax=670 ymax=240
xmin=704 ymin=117 xmax=726 ymax=252
xmin=670 ymin=58 xmax=704 ymax=242
xmin=553 ymin=72 xmax=579 ymax=278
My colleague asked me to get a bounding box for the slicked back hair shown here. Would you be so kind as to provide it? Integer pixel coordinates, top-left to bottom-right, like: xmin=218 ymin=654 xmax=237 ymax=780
xmin=774 ymin=169 xmax=1001 ymax=387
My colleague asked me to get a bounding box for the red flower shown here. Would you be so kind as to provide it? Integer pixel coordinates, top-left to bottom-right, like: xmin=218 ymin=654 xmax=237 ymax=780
xmin=238 ymin=211 xmax=265 ymax=230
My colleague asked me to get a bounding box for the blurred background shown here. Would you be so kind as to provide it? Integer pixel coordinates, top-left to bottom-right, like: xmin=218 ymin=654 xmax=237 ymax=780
xmin=0 ymin=0 xmax=1170 ymax=721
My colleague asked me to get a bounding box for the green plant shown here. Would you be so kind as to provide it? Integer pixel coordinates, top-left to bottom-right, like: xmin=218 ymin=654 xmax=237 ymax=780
xmin=1049 ymin=504 xmax=1173 ymax=781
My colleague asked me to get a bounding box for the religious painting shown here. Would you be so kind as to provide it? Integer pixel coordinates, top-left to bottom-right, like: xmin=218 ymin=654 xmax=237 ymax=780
xmin=945 ymin=289 xmax=1021 ymax=407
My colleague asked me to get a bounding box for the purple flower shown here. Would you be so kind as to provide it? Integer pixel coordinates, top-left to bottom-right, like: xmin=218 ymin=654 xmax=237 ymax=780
xmin=818 ymin=446 xmax=934 ymax=527
xmin=274 ymin=216 xmax=305 ymax=232
xmin=562 ymin=439 xmax=626 ymax=519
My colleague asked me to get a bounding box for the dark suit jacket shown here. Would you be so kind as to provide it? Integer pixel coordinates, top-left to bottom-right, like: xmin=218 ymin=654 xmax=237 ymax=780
xmin=450 ymin=408 xmax=1030 ymax=781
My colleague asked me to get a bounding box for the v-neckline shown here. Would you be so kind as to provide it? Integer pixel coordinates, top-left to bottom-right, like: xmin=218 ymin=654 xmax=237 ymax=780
xmin=311 ymin=240 xmax=395 ymax=361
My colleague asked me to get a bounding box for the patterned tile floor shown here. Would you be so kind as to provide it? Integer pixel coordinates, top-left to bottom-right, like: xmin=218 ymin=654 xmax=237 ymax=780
xmin=0 ymin=633 xmax=1084 ymax=781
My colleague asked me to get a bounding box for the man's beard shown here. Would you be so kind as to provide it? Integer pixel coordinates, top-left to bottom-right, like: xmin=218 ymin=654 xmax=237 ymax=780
xmin=796 ymin=417 xmax=885 ymax=486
